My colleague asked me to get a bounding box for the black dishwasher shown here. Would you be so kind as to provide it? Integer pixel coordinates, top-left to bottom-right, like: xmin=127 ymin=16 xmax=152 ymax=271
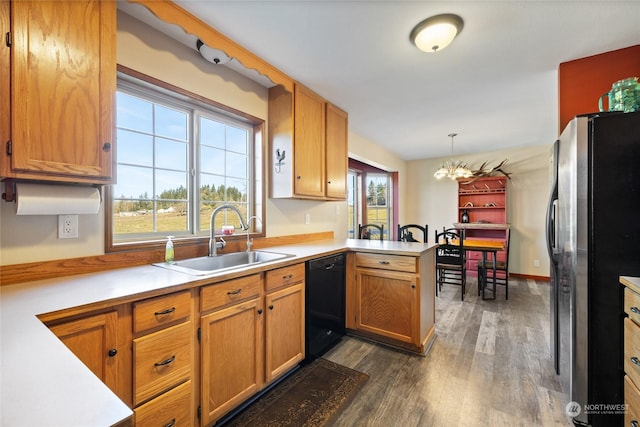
xmin=305 ymin=253 xmax=346 ymax=361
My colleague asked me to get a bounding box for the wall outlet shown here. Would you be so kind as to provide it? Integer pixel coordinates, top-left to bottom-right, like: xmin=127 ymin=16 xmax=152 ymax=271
xmin=58 ymin=215 xmax=79 ymax=239
xmin=533 ymin=259 xmax=540 ymax=268
xmin=305 ymin=213 xmax=311 ymax=224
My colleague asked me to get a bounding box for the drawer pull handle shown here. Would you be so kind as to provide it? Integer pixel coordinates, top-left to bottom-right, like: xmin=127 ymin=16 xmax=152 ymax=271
xmin=631 ymin=421 xmax=639 ymax=427
xmin=378 ymin=260 xmax=390 ymax=265
xmin=154 ymin=307 xmax=176 ymax=316
xmin=154 ymin=355 xmax=176 ymax=367
xmin=227 ymin=289 xmax=242 ymax=295
xmin=283 ymin=274 xmax=293 ymax=280
xmin=631 ymin=356 xmax=640 ymax=367
xmin=632 ymin=307 xmax=640 ymax=314
xmin=165 ymin=418 xmax=176 ymax=427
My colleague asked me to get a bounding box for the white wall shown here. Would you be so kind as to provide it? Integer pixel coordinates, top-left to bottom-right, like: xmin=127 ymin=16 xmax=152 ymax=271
xmin=1 ymin=11 xmax=404 ymax=265
xmin=406 ymin=144 xmax=552 ymax=276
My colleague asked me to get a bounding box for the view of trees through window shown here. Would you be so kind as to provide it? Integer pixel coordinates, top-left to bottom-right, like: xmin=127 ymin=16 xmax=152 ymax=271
xmin=112 ymin=76 xmax=252 ymax=240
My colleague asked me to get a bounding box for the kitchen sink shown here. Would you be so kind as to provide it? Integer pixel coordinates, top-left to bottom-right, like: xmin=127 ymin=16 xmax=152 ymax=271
xmin=153 ymin=250 xmax=294 ymax=276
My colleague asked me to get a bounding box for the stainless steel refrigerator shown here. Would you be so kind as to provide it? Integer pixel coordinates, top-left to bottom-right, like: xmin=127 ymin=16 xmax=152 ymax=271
xmin=547 ymin=111 xmax=640 ymax=426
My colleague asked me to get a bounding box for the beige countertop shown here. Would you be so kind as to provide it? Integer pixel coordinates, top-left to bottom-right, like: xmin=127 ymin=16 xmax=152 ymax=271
xmin=621 ymin=276 xmax=640 ymax=294
xmin=0 ymin=238 xmax=434 ymax=426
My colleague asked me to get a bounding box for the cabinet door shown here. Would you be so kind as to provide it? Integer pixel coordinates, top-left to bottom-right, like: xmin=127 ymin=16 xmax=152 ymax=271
xmin=294 ymin=85 xmax=325 ymax=197
xmin=355 ymin=268 xmax=417 ymax=344
xmin=265 ymin=282 xmax=305 ymax=383
xmin=9 ymin=0 xmax=115 ymax=182
xmin=49 ymin=311 xmax=119 ymax=392
xmin=325 ymin=103 xmax=347 ymax=200
xmin=200 ymin=298 xmax=263 ymax=426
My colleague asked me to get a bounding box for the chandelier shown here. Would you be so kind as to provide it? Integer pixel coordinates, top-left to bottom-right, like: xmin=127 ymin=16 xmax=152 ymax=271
xmin=433 ymin=133 xmax=473 ymax=180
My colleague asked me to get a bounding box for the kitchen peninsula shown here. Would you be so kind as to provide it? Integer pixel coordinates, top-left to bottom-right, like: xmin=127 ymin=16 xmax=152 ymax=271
xmin=0 ymin=238 xmax=436 ymax=426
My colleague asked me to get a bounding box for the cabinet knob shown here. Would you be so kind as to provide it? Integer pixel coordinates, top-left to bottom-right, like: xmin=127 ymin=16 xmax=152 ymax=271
xmin=102 ymin=142 xmax=111 ymax=152
xmin=411 ymin=285 xmax=416 ymax=289
xmin=269 ymin=305 xmax=274 ymax=310
xmin=296 ymin=176 xmax=301 ymax=180
xmin=257 ymin=309 xmax=263 ymax=315
xmin=107 ymin=348 xmax=118 ymax=357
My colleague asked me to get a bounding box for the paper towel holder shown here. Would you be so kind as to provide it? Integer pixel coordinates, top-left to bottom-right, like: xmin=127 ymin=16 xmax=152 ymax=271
xmin=2 ymin=178 xmax=15 ymax=203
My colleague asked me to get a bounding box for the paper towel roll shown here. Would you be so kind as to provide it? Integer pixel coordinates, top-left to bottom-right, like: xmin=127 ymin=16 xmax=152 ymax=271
xmin=15 ymin=183 xmax=102 ymax=215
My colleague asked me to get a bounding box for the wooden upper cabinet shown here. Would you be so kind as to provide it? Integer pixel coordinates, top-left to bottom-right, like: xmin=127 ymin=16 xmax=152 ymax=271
xmin=293 ymin=84 xmax=326 ymax=198
xmin=269 ymin=84 xmax=347 ymax=200
xmin=5 ymin=0 xmax=116 ymax=183
xmin=325 ymin=103 xmax=348 ymax=199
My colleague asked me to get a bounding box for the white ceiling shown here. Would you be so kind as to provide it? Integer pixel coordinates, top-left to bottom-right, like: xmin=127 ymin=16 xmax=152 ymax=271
xmin=121 ymin=1 xmax=640 ymax=161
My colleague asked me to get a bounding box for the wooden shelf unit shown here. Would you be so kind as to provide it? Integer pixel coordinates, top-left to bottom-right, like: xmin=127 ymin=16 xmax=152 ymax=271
xmin=456 ymin=176 xmax=509 ymax=277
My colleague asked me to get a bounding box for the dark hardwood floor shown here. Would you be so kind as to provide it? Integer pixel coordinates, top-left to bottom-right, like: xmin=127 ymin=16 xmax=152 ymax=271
xmin=324 ymin=277 xmax=572 ymax=426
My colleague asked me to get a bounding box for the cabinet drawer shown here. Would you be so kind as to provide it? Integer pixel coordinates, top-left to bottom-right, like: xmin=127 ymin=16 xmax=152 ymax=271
xmin=626 ymin=375 xmax=640 ymax=427
xmin=201 ymin=274 xmax=262 ymax=312
xmin=133 ymin=321 xmax=191 ymax=405
xmin=625 ymin=318 xmax=640 ymax=390
xmin=355 ymin=253 xmax=416 ymax=273
xmin=133 ymin=290 xmax=191 ymax=334
xmin=265 ymin=263 xmax=305 ymax=292
xmin=134 ymin=380 xmax=192 ymax=427
xmin=625 ymin=287 xmax=640 ymax=325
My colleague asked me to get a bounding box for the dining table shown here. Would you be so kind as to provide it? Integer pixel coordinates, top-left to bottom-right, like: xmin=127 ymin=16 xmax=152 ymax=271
xmin=452 ymin=238 xmax=505 ymax=300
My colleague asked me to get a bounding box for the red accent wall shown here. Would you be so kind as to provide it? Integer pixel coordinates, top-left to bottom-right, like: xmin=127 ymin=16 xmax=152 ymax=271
xmin=558 ymin=44 xmax=640 ymax=133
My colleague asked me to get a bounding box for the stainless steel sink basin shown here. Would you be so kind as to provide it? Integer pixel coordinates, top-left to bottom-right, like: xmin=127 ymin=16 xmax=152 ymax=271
xmin=153 ymin=250 xmax=294 ymax=276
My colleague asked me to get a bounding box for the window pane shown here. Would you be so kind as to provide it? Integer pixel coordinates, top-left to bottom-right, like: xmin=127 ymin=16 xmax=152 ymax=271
xmin=155 ymin=104 xmax=188 ymax=141
xmin=226 ymin=151 xmax=247 ymax=179
xmin=200 ymin=146 xmax=225 ymax=175
xmin=115 ymin=165 xmax=153 ymax=199
xmin=155 ymin=169 xmax=188 ymax=199
xmin=156 ymin=137 xmax=187 ymax=171
xmin=200 ymin=117 xmax=225 ymax=149
xmin=117 ymin=130 xmax=153 ymax=167
xmin=226 ymin=125 xmax=248 ymax=154
xmin=225 ymin=177 xmax=247 ymax=202
xmin=117 ymin=92 xmax=152 ymax=133
xmin=156 ymin=202 xmax=188 ymax=233
xmin=200 ymin=174 xmax=225 ymax=203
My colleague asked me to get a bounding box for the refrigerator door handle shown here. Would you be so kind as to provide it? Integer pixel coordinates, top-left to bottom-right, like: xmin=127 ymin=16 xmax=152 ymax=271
xmin=546 ymin=184 xmax=559 ymax=264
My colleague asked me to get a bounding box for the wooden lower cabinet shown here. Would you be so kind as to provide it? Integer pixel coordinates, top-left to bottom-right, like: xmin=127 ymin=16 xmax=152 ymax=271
xmin=265 ymin=282 xmax=305 ymax=383
xmin=355 ymin=268 xmax=417 ymax=344
xmin=48 ymin=310 xmax=119 ymax=391
xmin=135 ymin=380 xmax=192 ymax=426
xmin=348 ymin=250 xmax=436 ymax=355
xmin=200 ymin=296 xmax=264 ymax=426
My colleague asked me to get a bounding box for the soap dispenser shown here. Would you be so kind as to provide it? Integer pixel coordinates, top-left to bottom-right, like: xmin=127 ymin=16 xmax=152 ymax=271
xmin=165 ymin=236 xmax=175 ymax=264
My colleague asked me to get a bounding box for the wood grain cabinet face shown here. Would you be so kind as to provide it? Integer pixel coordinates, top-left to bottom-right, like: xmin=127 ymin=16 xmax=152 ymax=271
xmin=355 ymin=267 xmax=417 ymax=344
xmin=325 ymin=103 xmax=348 ymax=200
xmin=269 ymin=84 xmax=347 ymax=200
xmin=48 ymin=310 xmax=119 ymax=393
xmin=200 ymin=296 xmax=264 ymax=426
xmin=5 ymin=0 xmax=116 ymax=183
xmin=265 ymin=270 xmax=305 ymax=383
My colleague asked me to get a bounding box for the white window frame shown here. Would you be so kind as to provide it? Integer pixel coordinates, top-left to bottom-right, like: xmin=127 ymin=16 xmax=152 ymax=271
xmin=106 ymin=69 xmax=263 ymax=251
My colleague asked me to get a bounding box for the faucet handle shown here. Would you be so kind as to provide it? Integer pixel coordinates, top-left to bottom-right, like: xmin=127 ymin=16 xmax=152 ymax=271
xmin=216 ymin=237 xmax=227 ymax=250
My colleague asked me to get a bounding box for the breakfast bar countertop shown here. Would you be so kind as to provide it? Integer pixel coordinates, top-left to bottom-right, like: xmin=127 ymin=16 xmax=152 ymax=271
xmin=0 ymin=238 xmax=434 ymax=427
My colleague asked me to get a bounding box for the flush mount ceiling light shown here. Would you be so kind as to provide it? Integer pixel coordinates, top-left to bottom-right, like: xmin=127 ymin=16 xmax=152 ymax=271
xmin=410 ymin=13 xmax=464 ymax=53
xmin=196 ymin=39 xmax=231 ymax=65
xmin=434 ymin=133 xmax=473 ymax=180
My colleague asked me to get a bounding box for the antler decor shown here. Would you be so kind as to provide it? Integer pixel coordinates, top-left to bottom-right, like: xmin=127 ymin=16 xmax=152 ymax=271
xmin=461 ymin=159 xmax=511 ymax=184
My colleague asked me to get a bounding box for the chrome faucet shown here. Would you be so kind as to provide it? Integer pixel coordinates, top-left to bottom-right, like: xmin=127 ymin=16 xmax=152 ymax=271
xmin=245 ymin=216 xmax=263 ymax=252
xmin=209 ymin=204 xmax=248 ymax=256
